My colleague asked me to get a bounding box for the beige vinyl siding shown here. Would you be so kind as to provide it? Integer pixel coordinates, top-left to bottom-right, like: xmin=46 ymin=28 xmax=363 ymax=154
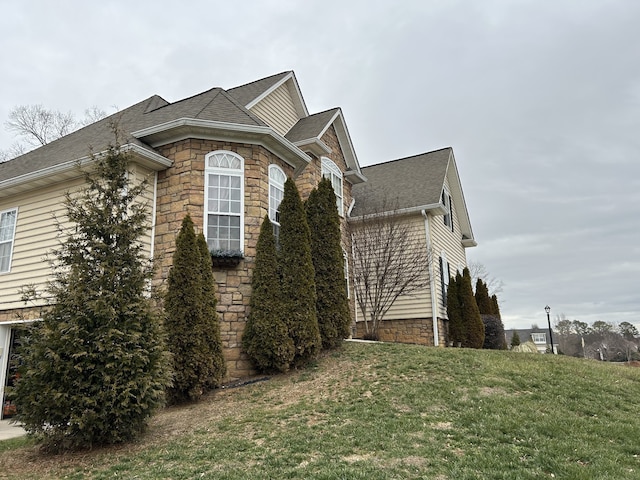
xmin=0 ymin=163 xmax=156 ymax=311
xmin=0 ymin=178 xmax=83 ymax=309
xmin=431 ymin=178 xmax=468 ymax=316
xmin=131 ymin=164 xmax=156 ymax=256
xmin=358 ymin=214 xmax=433 ymax=322
xmin=250 ymin=83 xmax=299 ymax=136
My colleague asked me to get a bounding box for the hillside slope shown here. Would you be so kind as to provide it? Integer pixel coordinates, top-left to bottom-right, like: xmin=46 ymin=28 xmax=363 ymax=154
xmin=2 ymin=342 xmax=640 ymax=479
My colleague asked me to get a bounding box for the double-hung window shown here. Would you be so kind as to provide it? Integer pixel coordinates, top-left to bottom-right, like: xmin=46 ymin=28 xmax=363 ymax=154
xmin=0 ymin=208 xmax=18 ymax=273
xmin=268 ymin=165 xmax=286 ymax=241
xmin=204 ymin=151 xmax=244 ymax=252
xmin=321 ymin=157 xmax=344 ymax=216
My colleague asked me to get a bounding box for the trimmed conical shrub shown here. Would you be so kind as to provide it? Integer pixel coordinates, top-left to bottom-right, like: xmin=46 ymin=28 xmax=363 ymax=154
xmin=242 ymin=216 xmax=294 ymax=372
xmin=13 ymin=141 xmax=169 ymax=452
xmin=165 ymin=215 xmax=224 ymax=403
xmin=196 ymin=232 xmax=226 ymax=388
xmin=474 ymin=279 xmax=493 ymax=314
xmin=476 ymin=278 xmax=505 ymax=349
xmin=461 ymin=268 xmax=485 ymax=348
xmin=447 ymin=272 xmax=464 ymax=346
xmin=306 ymin=178 xmax=351 ymax=349
xmin=279 ymin=178 xmax=321 ymax=365
xmin=511 ymin=331 xmax=521 ymax=348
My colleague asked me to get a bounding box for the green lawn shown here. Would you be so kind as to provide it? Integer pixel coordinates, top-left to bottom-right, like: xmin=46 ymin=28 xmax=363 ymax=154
xmin=2 ymin=342 xmax=639 ymax=479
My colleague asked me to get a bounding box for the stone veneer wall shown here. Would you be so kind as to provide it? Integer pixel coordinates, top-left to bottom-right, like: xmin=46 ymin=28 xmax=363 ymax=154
xmin=154 ymin=139 xmax=295 ymax=381
xmin=354 ymin=317 xmax=448 ymax=347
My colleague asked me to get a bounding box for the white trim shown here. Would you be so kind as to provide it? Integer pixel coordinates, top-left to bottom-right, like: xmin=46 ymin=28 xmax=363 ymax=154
xmin=149 ymin=171 xmax=158 ymax=259
xmin=245 ymin=72 xmax=309 ymax=117
xmin=347 ymin=203 xmax=446 ymax=222
xmin=0 ymin=207 xmax=18 ymax=274
xmin=131 ymin=118 xmax=311 ymax=171
xmin=204 ymin=150 xmax=245 ymax=252
xmin=422 ymin=210 xmax=439 ymax=346
xmin=321 ymin=157 xmax=344 ymax=216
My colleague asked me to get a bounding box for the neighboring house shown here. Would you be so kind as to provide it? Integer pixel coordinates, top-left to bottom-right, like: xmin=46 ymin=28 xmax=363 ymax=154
xmin=505 ymin=329 xmax=557 ymax=354
xmin=349 ymin=148 xmax=477 ymax=347
xmin=0 ymin=70 xmax=477 ymax=417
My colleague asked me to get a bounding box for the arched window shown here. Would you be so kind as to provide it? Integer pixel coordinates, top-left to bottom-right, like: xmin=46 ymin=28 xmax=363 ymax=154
xmin=268 ymin=165 xmax=286 ymax=240
xmin=321 ymin=157 xmax=343 ymax=216
xmin=204 ymin=151 xmax=244 ymax=252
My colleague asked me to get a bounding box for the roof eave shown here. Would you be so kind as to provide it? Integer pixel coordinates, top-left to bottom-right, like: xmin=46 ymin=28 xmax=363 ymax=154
xmin=293 ymin=138 xmax=331 ymax=157
xmin=348 ymin=202 xmax=444 ymax=222
xmin=132 ymin=118 xmax=312 ymax=170
xmin=344 ymin=170 xmax=367 ymax=184
xmin=0 ymin=143 xmax=171 ymax=200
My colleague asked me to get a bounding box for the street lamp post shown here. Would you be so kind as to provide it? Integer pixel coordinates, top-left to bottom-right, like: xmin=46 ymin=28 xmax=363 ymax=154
xmin=545 ymin=305 xmax=555 ymax=354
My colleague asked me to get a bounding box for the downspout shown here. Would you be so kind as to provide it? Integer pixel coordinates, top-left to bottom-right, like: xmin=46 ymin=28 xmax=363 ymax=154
xmin=422 ymin=210 xmax=439 ymax=346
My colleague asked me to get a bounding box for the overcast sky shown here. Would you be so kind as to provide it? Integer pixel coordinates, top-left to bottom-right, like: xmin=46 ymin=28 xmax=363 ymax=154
xmin=1 ymin=0 xmax=638 ymax=330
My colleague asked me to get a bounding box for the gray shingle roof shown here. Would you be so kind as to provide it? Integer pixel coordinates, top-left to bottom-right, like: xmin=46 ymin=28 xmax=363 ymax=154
xmin=227 ymin=71 xmax=292 ymax=107
xmin=0 ymin=87 xmax=267 ymax=183
xmin=285 ymin=108 xmax=339 ymax=143
xmin=351 ymin=148 xmax=451 ymax=217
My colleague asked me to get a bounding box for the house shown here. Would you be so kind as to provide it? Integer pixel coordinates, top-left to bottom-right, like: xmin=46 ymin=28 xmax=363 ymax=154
xmin=349 ymin=148 xmax=476 ymax=346
xmin=505 ymin=329 xmax=557 ymax=354
xmin=0 ymin=70 xmax=477 ymax=417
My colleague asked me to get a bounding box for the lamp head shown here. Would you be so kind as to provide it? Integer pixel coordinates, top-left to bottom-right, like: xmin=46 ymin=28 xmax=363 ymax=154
xmin=545 ymin=305 xmax=551 ymax=314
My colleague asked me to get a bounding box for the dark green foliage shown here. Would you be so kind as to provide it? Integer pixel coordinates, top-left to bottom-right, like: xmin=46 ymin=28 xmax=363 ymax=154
xmin=474 ymin=279 xmax=493 ymax=314
xmin=13 ymin=141 xmax=169 ymax=452
xmin=242 ymin=216 xmax=294 ymax=372
xmin=447 ymin=273 xmax=464 ymax=346
xmin=482 ymin=315 xmax=506 ymax=350
xmin=476 ymin=280 xmax=505 ymax=349
xmin=165 ymin=215 xmax=225 ymax=404
xmin=305 ymin=178 xmax=351 ymax=349
xmin=491 ymin=294 xmax=501 ymax=318
xmin=197 ymin=232 xmax=226 ymax=389
xmin=278 ymin=179 xmax=321 ymax=365
xmin=461 ymin=268 xmax=484 ymax=348
xmin=511 ymin=331 xmax=521 ymax=347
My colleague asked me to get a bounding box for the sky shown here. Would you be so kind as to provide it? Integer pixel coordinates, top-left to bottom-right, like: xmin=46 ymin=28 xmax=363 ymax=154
xmin=1 ymin=0 xmax=638 ymax=330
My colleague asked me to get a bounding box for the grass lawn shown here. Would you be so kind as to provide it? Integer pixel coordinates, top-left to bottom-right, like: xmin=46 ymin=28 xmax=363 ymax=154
xmin=1 ymin=341 xmax=639 ymax=479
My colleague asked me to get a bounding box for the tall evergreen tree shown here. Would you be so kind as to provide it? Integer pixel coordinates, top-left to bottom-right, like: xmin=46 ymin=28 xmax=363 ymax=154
xmin=474 ymin=279 xmax=493 ymax=314
xmin=476 ymin=279 xmax=506 ymax=349
xmin=461 ymin=268 xmax=485 ymax=348
xmin=13 ymin=140 xmax=169 ymax=452
xmin=196 ymin=232 xmax=226 ymax=389
xmin=305 ymin=178 xmax=351 ymax=349
xmin=165 ymin=215 xmax=224 ymax=404
xmin=278 ymin=178 xmax=321 ymax=365
xmin=491 ymin=294 xmax=502 ymax=317
xmin=447 ymin=272 xmax=464 ymax=346
xmin=242 ymin=216 xmax=294 ymax=372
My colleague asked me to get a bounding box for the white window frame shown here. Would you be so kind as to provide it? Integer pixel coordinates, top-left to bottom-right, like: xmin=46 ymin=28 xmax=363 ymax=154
xmin=0 ymin=207 xmax=18 ymax=274
xmin=321 ymin=157 xmax=344 ymax=216
xmin=204 ymin=151 xmax=244 ymax=252
xmin=531 ymin=333 xmax=546 ymax=344
xmin=268 ymin=164 xmax=286 ymax=241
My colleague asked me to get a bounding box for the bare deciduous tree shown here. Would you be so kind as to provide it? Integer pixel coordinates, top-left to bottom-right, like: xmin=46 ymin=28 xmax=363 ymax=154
xmin=467 ymin=260 xmax=504 ymax=296
xmin=350 ymin=201 xmax=431 ymax=340
xmin=1 ymin=104 xmax=107 ymax=162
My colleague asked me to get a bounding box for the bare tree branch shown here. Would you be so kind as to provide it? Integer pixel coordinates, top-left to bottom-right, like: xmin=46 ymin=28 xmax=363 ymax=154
xmin=468 ymin=260 xmax=504 ymax=296
xmin=350 ymin=197 xmax=431 ymax=339
xmin=6 ymin=104 xmax=77 ymax=147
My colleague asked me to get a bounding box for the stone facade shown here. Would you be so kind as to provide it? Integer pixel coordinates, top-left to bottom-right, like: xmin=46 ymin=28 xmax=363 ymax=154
xmin=354 ymin=317 xmax=448 ymax=347
xmin=0 ymin=306 xmax=44 ymax=323
xmin=153 ymin=131 xmax=357 ymax=381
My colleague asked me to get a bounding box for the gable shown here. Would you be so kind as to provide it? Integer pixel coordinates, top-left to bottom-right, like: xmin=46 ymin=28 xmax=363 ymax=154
xmin=250 ymin=83 xmax=300 ymax=136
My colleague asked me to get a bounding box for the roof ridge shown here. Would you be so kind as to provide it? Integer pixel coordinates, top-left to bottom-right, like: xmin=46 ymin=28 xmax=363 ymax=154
xmin=362 ymin=147 xmax=452 ymax=169
xmin=227 ymin=71 xmax=292 ymax=92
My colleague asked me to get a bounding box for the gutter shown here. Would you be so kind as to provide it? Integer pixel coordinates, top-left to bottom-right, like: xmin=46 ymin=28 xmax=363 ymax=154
xmin=422 ymin=209 xmax=439 ymax=347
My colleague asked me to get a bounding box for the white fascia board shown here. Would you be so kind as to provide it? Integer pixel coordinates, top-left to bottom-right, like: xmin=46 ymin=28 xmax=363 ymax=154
xmin=0 ymin=144 xmax=172 ymax=200
xmin=446 ymin=150 xmax=476 ymax=246
xmin=344 ymin=170 xmax=367 ymax=184
xmin=132 ymin=118 xmax=311 ymax=170
xmin=293 ymin=138 xmax=331 ymax=156
xmin=347 ymin=203 xmax=445 ymax=223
